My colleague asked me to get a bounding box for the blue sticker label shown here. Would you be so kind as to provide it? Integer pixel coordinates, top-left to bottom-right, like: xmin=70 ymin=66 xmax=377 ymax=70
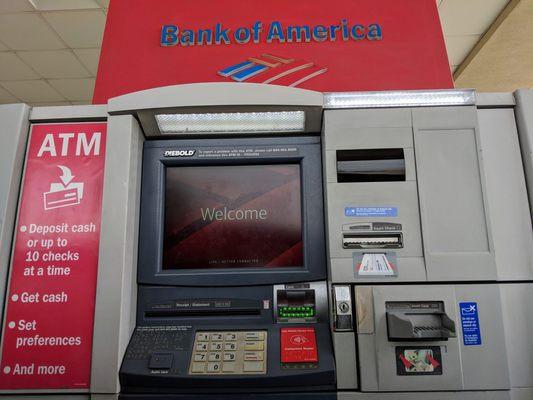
xmin=345 ymin=207 xmax=398 ymax=217
xmin=459 ymin=302 xmax=482 ymax=346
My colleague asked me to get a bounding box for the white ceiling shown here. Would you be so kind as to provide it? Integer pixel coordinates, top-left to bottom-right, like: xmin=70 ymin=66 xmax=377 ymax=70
xmin=0 ymin=0 xmax=511 ymax=106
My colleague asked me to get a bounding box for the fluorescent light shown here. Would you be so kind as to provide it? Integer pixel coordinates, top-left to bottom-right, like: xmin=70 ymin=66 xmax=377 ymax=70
xmin=29 ymin=0 xmax=100 ymax=11
xmin=156 ymin=111 xmax=306 ymax=134
xmin=324 ymin=90 xmax=476 ymax=109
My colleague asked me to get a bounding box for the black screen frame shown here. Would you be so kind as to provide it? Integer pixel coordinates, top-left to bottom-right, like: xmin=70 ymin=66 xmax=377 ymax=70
xmin=138 ymin=136 xmax=326 ymax=286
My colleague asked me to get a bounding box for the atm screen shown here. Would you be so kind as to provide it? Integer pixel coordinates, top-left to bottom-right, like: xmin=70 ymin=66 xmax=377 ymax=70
xmin=163 ymin=164 xmax=303 ymax=269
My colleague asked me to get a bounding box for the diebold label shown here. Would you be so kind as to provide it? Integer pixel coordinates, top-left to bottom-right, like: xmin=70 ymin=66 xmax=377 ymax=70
xmin=0 ymin=123 xmax=107 ymax=389
xmin=459 ymin=302 xmax=482 ymax=346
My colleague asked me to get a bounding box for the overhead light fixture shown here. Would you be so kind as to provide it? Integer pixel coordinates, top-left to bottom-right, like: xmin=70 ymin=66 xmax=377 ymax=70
xmin=29 ymin=0 xmax=100 ymax=11
xmin=155 ymin=111 xmax=306 ymax=134
xmin=324 ymin=89 xmax=476 ymax=109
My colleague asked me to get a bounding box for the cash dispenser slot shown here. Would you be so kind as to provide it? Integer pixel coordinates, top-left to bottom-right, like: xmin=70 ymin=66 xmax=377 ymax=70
xmin=145 ymin=298 xmax=262 ymax=317
xmin=343 ymin=232 xmax=403 ymax=249
xmin=386 ymin=301 xmax=456 ymax=341
xmin=336 ymin=148 xmax=405 ymax=182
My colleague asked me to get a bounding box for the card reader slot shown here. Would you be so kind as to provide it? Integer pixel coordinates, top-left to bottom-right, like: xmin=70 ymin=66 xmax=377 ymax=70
xmin=342 ymin=233 xmax=403 ymax=249
xmin=145 ymin=308 xmax=261 ymax=317
xmin=145 ymin=298 xmax=262 ymax=318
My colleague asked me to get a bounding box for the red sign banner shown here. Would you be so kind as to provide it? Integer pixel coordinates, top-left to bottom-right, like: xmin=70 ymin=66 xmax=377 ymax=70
xmin=0 ymin=123 xmax=107 ymax=390
xmin=93 ymin=0 xmax=453 ymax=103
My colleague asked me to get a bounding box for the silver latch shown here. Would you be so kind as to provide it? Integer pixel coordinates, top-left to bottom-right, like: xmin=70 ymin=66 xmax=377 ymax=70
xmin=333 ymin=285 xmax=353 ymax=331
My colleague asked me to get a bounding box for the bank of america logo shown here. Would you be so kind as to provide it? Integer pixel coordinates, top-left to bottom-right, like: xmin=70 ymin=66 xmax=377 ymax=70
xmin=218 ymin=53 xmax=327 ymax=87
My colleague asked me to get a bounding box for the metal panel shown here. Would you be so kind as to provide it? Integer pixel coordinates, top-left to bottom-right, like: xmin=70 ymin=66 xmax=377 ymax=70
xmin=454 ymin=284 xmax=509 ymax=390
xmin=333 ymin=332 xmax=358 ymax=389
xmin=0 ymin=104 xmax=30 ymax=324
xmin=477 ymin=108 xmax=533 ymax=280
xmin=90 ymin=115 xmax=144 ymax=393
xmin=500 ymin=284 xmax=533 ymax=392
xmin=514 ymin=90 xmax=533 ymax=220
xmin=30 ymin=105 xmax=107 ymax=122
xmin=338 ymin=391 xmax=510 ymax=400
xmin=413 ymin=107 xmax=496 ymax=281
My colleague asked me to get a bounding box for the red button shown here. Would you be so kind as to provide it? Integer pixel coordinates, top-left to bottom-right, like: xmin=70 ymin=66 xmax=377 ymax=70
xmin=280 ymin=327 xmax=318 ymax=363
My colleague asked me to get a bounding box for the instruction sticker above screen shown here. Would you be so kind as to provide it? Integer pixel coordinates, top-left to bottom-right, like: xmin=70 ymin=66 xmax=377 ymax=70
xmin=459 ymin=302 xmax=482 ymax=346
xmin=345 ymin=207 xmax=398 ymax=217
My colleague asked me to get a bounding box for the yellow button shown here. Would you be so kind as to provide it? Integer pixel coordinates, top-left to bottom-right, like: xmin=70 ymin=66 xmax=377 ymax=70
xmin=191 ymin=363 xmax=205 ymax=373
xmin=210 ymin=342 xmax=223 ymax=351
xmin=244 ymin=351 xmax=264 ymax=361
xmin=207 ymin=362 xmax=221 ymax=373
xmin=225 ymin=342 xmax=237 ymax=351
xmin=208 ymin=352 xmax=222 ymax=361
xmin=196 ymin=343 xmax=208 ymax=351
xmin=244 ymin=341 xmax=264 ymax=351
xmin=222 ymin=362 xmax=236 ymax=373
xmin=210 ymin=333 xmax=223 ymax=341
xmin=243 ymin=361 xmax=264 ymax=372
xmin=245 ymin=332 xmax=265 ymax=340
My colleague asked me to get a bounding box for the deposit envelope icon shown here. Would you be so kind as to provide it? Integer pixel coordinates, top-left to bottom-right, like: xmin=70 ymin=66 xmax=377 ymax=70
xmin=43 ymin=165 xmax=84 ymax=211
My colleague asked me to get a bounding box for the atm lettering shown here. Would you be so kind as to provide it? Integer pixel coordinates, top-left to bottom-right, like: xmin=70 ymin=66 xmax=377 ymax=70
xmin=37 ymin=132 xmax=101 ymax=157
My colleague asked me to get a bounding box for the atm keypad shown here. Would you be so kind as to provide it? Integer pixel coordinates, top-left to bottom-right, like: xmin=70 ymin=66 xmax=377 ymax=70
xmin=189 ymin=331 xmax=267 ymax=375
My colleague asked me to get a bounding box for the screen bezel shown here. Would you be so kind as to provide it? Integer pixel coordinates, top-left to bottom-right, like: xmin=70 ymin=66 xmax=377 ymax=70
xmin=138 ymin=136 xmax=326 ymax=286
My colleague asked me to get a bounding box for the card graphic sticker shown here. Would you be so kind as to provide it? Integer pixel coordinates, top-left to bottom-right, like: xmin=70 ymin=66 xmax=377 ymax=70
xmin=354 ymin=252 xmax=398 ymax=277
xmin=395 ymin=346 xmax=442 ymax=375
xmin=43 ymin=165 xmax=84 ymax=210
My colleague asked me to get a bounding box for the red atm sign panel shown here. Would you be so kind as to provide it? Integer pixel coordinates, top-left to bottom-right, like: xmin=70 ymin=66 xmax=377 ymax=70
xmin=0 ymin=123 xmax=106 ymax=390
xmin=93 ymin=0 xmax=453 ymax=103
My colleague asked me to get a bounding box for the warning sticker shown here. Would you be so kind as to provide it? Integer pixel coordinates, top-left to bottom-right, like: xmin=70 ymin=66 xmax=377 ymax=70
xmin=459 ymin=302 xmax=482 ymax=346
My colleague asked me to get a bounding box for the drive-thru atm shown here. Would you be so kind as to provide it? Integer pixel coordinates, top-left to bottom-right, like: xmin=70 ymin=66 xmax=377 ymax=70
xmin=1 ymin=84 xmax=533 ymax=400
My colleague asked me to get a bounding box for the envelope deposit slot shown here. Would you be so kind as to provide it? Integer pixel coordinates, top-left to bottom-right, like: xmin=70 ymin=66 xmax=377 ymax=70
xmin=386 ymin=301 xmax=456 ymax=341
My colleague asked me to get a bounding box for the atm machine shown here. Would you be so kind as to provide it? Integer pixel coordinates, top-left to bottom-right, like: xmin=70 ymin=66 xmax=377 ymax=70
xmin=1 ymin=85 xmax=533 ymax=400
xmin=105 ymin=85 xmax=531 ymax=400
xmin=110 ymin=84 xmax=336 ymax=399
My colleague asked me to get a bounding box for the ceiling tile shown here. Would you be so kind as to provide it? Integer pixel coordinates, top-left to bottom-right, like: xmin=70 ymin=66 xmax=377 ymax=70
xmin=0 ymin=41 xmax=8 ymax=51
xmin=73 ymin=48 xmax=100 ymax=75
xmin=29 ymin=0 xmax=100 ymax=11
xmin=0 ymin=52 xmax=40 ymax=80
xmin=439 ymin=0 xmax=509 ymax=35
xmin=444 ymin=34 xmax=481 ymax=66
xmin=0 ymin=85 xmax=19 ymax=104
xmin=0 ymin=14 xmax=65 ymax=50
xmin=1 ymin=80 xmax=65 ymax=102
xmin=48 ymin=77 xmax=95 ymax=101
xmin=43 ymin=10 xmax=106 ymax=48
xmin=18 ymin=49 xmax=91 ymax=78
xmin=0 ymin=0 xmax=34 ymax=13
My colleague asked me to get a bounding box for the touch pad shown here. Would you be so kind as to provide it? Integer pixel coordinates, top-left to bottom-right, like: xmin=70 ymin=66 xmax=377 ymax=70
xmin=280 ymin=327 xmax=318 ymax=366
xmin=189 ymin=331 xmax=267 ymax=375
